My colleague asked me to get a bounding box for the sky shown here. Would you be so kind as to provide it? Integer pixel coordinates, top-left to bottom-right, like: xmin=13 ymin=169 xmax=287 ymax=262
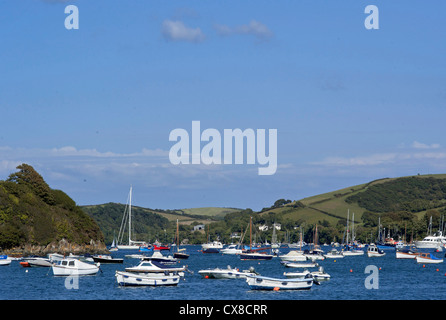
xmin=1 ymin=0 xmax=445 ymax=211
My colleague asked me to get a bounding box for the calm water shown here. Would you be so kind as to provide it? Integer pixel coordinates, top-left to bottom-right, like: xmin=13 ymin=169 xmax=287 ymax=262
xmin=1 ymin=245 xmax=446 ymax=300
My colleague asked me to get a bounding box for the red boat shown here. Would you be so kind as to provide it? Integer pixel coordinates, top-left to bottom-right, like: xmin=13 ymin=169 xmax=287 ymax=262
xmin=153 ymin=244 xmax=171 ymax=251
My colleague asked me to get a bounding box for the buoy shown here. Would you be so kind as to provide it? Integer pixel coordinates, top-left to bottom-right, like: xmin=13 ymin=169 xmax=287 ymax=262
xmin=436 ymin=269 xmax=439 ymax=272
xmin=350 ymin=269 xmax=353 ymax=273
xmin=423 ymin=265 xmax=426 ymax=268
xmin=273 ymin=287 xmax=280 ymax=291
xmin=334 ymin=260 xmax=336 ymax=263
xmin=205 ymin=275 xmax=209 ymax=279
xmin=379 ymin=267 xmax=381 ymax=270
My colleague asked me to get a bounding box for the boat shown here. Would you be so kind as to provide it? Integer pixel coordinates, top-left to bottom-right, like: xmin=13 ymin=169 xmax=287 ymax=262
xmin=52 ymin=258 xmax=100 ymax=276
xmin=414 ymin=235 xmax=445 ymax=249
xmin=116 ymin=186 xmax=148 ymax=250
xmin=21 ymin=256 xmax=52 ymax=267
xmin=367 ymin=243 xmax=386 ymax=257
xmin=283 ymin=269 xmax=311 ymax=279
xmin=115 ymin=271 xmax=180 ymax=286
xmin=139 ymin=245 xmax=154 ymax=253
xmin=396 ymin=247 xmax=420 ymax=259
xmin=125 ymin=260 xmax=186 ymax=276
xmin=221 ymin=244 xmax=243 ymax=255
xmin=245 ymin=274 xmax=314 ymax=290
xmin=280 ymin=260 xmax=319 ymax=268
xmin=47 ymin=253 xmax=64 ymax=263
xmin=279 ymin=250 xmax=307 ymax=262
xmin=198 ymin=266 xmax=259 ymax=279
xmin=92 ymin=255 xmax=124 ymax=264
xmin=416 ymin=252 xmax=444 ymax=264
xmin=153 ymin=244 xmax=171 ymax=251
xmin=0 ymin=255 xmax=11 ymax=266
xmin=342 ymin=210 xmax=364 ymax=256
xmin=310 ymin=266 xmax=331 ymax=281
xmin=324 ymin=249 xmax=344 ymax=259
xmin=173 ymin=219 xmax=189 ymax=259
xmin=303 ymin=248 xmax=325 ymax=260
xmin=239 ymin=216 xmax=274 ymax=260
xmin=142 ymin=250 xmax=178 ymax=267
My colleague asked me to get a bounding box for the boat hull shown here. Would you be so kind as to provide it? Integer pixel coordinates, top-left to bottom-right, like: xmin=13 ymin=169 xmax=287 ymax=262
xmin=239 ymin=253 xmax=273 ymax=260
xmin=116 ymin=271 xmax=180 ymax=286
xmin=246 ymin=275 xmax=313 ymax=290
xmin=52 ymin=260 xmax=99 ymax=276
xmin=416 ymin=254 xmax=444 ymax=264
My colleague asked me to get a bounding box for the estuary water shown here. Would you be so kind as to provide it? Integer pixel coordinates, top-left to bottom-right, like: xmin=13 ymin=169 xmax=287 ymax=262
xmin=1 ymin=245 xmax=446 ymax=301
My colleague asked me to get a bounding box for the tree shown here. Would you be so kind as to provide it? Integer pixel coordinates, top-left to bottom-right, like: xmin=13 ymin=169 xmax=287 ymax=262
xmin=7 ymin=164 xmax=55 ymax=205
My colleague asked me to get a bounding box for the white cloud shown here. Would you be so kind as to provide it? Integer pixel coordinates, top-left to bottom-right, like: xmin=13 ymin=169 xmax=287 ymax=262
xmin=214 ymin=20 xmax=273 ymax=40
xmin=161 ymin=20 xmax=205 ymax=43
xmin=412 ymin=141 xmax=440 ymax=149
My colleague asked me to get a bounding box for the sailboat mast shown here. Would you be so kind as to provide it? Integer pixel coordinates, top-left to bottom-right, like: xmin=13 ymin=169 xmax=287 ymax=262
xmin=250 ymin=216 xmax=252 ymax=251
xmin=129 ymin=186 xmax=132 ymax=246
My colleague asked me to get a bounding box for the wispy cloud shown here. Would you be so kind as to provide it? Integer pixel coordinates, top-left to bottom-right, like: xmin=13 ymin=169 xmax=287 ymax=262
xmin=412 ymin=141 xmax=440 ymax=149
xmin=214 ymin=20 xmax=273 ymax=41
xmin=161 ymin=20 xmax=205 ymax=43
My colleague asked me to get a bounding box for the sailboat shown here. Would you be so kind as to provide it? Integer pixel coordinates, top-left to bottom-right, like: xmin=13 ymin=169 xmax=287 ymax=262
xmin=239 ymin=217 xmax=273 ymax=260
xmin=116 ymin=186 xmax=148 ymax=250
xmin=342 ymin=210 xmax=364 ymax=256
xmin=173 ymin=219 xmax=189 ymax=259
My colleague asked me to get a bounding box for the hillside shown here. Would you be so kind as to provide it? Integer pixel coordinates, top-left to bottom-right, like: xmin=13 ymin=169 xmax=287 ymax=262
xmin=0 ymin=164 xmax=106 ymax=254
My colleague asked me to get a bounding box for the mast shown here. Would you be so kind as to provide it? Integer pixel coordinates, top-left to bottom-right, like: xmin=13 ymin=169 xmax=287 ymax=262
xmin=128 ymin=186 xmax=132 ymax=246
xmin=250 ymin=216 xmax=252 ymax=251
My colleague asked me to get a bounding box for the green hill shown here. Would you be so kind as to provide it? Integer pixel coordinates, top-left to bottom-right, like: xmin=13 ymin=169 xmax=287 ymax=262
xmin=0 ymin=164 xmax=106 ymax=254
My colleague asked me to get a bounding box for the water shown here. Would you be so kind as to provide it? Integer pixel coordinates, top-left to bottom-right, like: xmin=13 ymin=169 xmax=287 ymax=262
xmin=1 ymin=245 xmax=446 ymax=300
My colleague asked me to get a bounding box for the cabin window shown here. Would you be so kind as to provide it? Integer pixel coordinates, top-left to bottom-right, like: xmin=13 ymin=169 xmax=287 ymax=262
xmin=69 ymin=261 xmax=75 ymax=266
xmin=62 ymin=261 xmax=67 ymax=266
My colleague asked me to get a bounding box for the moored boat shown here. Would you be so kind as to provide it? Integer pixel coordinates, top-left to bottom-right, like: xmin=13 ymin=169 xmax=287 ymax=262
xmin=125 ymin=260 xmax=186 ymax=276
xmin=367 ymin=243 xmax=386 ymax=257
xmin=279 ymin=250 xmax=307 ymax=262
xmin=0 ymin=255 xmax=11 ymax=266
xmin=245 ymin=274 xmax=314 ymax=290
xmin=52 ymin=258 xmax=100 ymax=276
xmin=324 ymin=249 xmax=344 ymax=259
xmin=21 ymin=257 xmax=52 ymax=267
xmin=92 ymin=255 xmax=124 ymax=263
xmin=198 ymin=266 xmax=259 ymax=279
xmin=396 ymin=248 xmax=420 ymax=259
xmin=416 ymin=252 xmax=444 ymax=264
xmin=280 ymin=260 xmax=319 ymax=268
xmin=115 ymin=271 xmax=180 ymax=286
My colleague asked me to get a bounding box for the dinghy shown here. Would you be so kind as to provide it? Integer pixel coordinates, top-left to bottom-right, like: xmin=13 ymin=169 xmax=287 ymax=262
xmin=396 ymin=248 xmax=420 ymax=259
xmin=92 ymin=255 xmax=124 ymax=264
xmin=246 ymin=274 xmax=314 ymax=290
xmin=280 ymin=260 xmax=319 ymax=268
xmin=115 ymin=271 xmax=180 ymax=286
xmin=198 ymin=266 xmax=259 ymax=279
xmin=416 ymin=252 xmax=444 ymax=264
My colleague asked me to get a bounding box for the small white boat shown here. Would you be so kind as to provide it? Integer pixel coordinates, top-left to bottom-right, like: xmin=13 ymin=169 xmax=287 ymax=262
xmin=416 ymin=252 xmax=444 ymax=264
xmin=310 ymin=266 xmax=331 ymax=281
xmin=52 ymin=258 xmax=100 ymax=276
xmin=198 ymin=266 xmax=259 ymax=279
xmin=396 ymin=248 xmax=420 ymax=259
xmin=220 ymin=244 xmax=243 ymax=255
xmin=279 ymin=250 xmax=307 ymax=262
xmin=246 ymin=274 xmax=314 ymax=290
xmin=0 ymin=255 xmax=11 ymax=266
xmin=283 ymin=269 xmax=311 ymax=279
xmin=115 ymin=271 xmax=180 ymax=286
xmin=303 ymin=249 xmax=325 ymax=260
xmin=125 ymin=260 xmax=186 ymax=276
xmin=367 ymin=244 xmax=386 ymax=257
xmin=280 ymin=260 xmax=319 ymax=268
xmin=202 ymin=241 xmax=223 ymax=253
xmin=324 ymin=249 xmax=344 ymax=259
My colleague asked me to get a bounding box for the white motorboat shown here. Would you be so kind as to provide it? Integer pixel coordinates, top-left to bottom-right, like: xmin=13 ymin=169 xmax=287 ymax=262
xmin=279 ymin=250 xmax=307 ymax=262
xmin=125 ymin=260 xmax=186 ymax=276
xmin=310 ymin=266 xmax=331 ymax=281
xmin=414 ymin=235 xmax=446 ymax=249
xmin=52 ymin=258 xmax=100 ymax=276
xmin=280 ymin=260 xmax=319 ymax=268
xmin=416 ymin=252 xmax=444 ymax=264
xmin=367 ymin=244 xmax=386 ymax=257
xmin=303 ymin=248 xmax=325 ymax=260
xmin=115 ymin=271 xmax=180 ymax=286
xmin=246 ymin=274 xmax=314 ymax=290
xmin=202 ymin=241 xmax=223 ymax=253
xmin=0 ymin=255 xmax=11 ymax=266
xmin=47 ymin=253 xmax=64 ymax=263
xmin=142 ymin=250 xmax=178 ymax=266
xmin=342 ymin=248 xmax=364 ymax=256
xmin=324 ymin=249 xmax=344 ymax=259
xmin=198 ymin=266 xmax=259 ymax=279
xmin=220 ymin=244 xmax=243 ymax=255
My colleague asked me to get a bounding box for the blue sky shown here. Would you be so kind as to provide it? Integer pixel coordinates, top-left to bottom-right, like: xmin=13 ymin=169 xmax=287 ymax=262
xmin=1 ymin=0 xmax=445 ymax=210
